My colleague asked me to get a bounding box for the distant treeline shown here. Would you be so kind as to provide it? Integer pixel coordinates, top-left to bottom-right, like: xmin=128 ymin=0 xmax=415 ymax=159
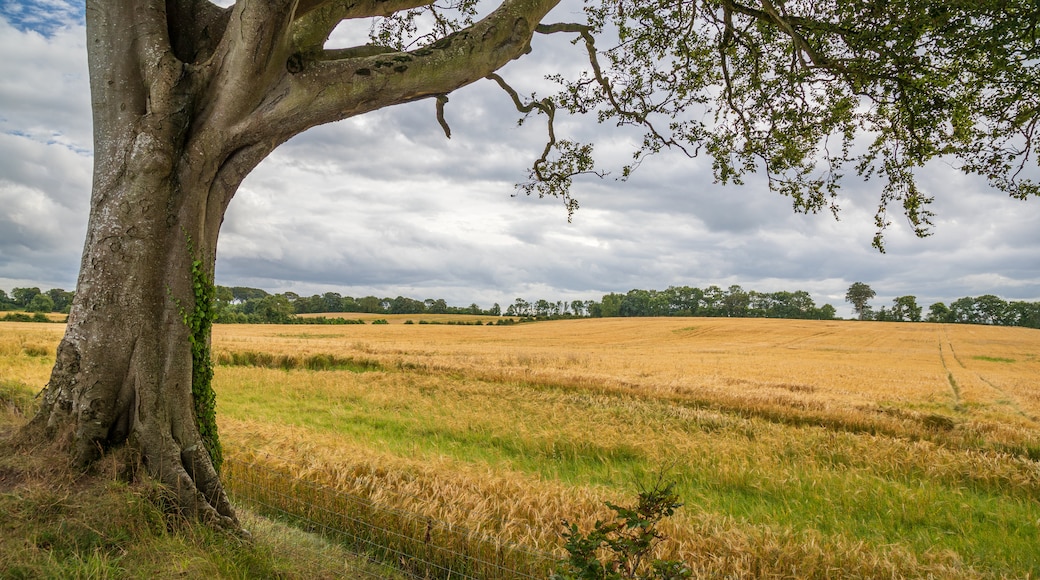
xmin=921 ymin=295 xmax=1040 ymax=328
xmin=3 ymin=285 xmax=1038 ymax=329
xmin=0 ymin=287 xmax=74 ymax=314
xmin=206 ymin=284 xmax=839 ymax=323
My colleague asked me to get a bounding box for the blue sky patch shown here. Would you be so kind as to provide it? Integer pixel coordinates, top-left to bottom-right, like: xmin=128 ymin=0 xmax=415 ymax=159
xmin=0 ymin=0 xmax=85 ymax=36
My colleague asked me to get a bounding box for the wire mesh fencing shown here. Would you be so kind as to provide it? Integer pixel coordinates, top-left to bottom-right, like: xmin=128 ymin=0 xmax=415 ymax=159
xmin=224 ymin=456 xmax=559 ymax=579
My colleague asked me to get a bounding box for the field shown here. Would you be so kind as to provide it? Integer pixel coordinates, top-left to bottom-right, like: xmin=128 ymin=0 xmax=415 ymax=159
xmin=3 ymin=317 xmax=1040 ymax=577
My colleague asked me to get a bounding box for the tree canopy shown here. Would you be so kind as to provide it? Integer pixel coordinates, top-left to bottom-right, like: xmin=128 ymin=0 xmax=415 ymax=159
xmin=502 ymin=1 xmax=1040 ymax=249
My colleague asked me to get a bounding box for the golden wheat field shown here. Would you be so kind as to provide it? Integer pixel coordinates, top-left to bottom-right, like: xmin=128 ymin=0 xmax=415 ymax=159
xmin=3 ymin=317 xmax=1040 ymax=578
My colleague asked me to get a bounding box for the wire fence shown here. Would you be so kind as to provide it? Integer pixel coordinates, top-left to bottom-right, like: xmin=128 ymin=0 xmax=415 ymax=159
xmin=224 ymin=456 xmax=559 ymax=580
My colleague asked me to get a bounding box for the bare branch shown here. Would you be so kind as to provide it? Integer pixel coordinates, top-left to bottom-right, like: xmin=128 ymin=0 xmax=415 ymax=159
xmin=268 ymin=0 xmax=562 ymax=139
xmin=295 ymin=0 xmax=433 ymax=19
xmin=487 ymin=72 xmax=556 ymax=178
xmin=536 ymin=21 xmax=695 ymax=158
xmin=436 ymin=94 xmax=451 ymax=138
xmin=292 ymin=0 xmax=435 ymax=54
xmin=488 ymin=72 xmax=605 ymax=218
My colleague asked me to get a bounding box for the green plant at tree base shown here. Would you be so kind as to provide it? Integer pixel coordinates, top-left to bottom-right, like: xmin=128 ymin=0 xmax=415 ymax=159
xmin=175 ymin=236 xmax=222 ymax=473
xmin=553 ymin=480 xmax=691 ymax=580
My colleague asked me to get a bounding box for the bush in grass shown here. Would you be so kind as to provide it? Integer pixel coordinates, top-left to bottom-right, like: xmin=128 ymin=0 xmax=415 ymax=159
xmin=1 ymin=312 xmax=57 ymax=323
xmin=553 ymin=480 xmax=690 ymax=580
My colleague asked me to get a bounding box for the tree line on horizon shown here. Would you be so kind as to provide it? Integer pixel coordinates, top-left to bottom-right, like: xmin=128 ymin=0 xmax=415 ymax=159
xmin=210 ymin=284 xmax=841 ymax=322
xmin=3 ymin=284 xmax=1038 ymax=329
xmin=843 ymin=282 xmax=1040 ymax=328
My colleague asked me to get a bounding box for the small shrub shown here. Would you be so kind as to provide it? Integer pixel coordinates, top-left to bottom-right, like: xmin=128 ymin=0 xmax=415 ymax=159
xmin=21 ymin=344 xmax=53 ymax=357
xmin=370 ymin=319 xmax=389 ymax=325
xmin=553 ymin=480 xmax=691 ymax=580
xmin=214 ymin=350 xmax=383 ymax=373
xmin=922 ymin=413 xmax=956 ymax=432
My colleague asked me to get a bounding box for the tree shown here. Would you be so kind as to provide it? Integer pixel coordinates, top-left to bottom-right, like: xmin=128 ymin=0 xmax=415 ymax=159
xmin=927 ymin=302 xmax=952 ymax=323
xmin=949 ymin=296 xmax=980 ymax=324
xmin=358 ymin=296 xmax=385 ymax=313
xmin=229 ymin=286 xmax=268 ymax=303
xmin=1007 ymin=301 xmax=1040 ymax=329
xmin=24 ymin=0 xmax=1040 ymax=525
xmin=722 ymin=285 xmax=750 ymax=318
xmin=254 ymin=294 xmax=296 ymax=323
xmin=390 ymin=295 xmax=425 ymax=314
xmin=701 ymin=286 xmax=725 ymax=316
xmin=11 ymin=287 xmax=41 ymax=309
xmin=666 ymin=286 xmax=702 ymax=317
xmin=535 ymin=299 xmax=553 ymax=317
xmin=26 ymin=294 xmax=56 ymax=314
xmin=569 ymin=299 xmax=586 ymax=317
xmin=891 ymin=295 xmax=923 ymax=322
xmin=46 ymin=289 xmax=76 ymax=313
xmin=845 ymin=282 xmax=876 ymax=320
xmin=974 ymin=295 xmax=1009 ymax=325
xmin=598 ymin=293 xmax=624 ymax=318
xmin=619 ymin=289 xmax=653 ymax=317
xmin=817 ymin=304 xmax=838 ymax=320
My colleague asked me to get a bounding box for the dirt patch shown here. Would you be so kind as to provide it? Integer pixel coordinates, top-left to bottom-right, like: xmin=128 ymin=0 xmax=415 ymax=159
xmin=0 ymin=466 xmax=24 ymax=492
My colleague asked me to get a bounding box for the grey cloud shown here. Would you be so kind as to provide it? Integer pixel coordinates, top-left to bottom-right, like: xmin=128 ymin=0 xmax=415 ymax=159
xmin=4 ymin=6 xmax=1040 ymax=315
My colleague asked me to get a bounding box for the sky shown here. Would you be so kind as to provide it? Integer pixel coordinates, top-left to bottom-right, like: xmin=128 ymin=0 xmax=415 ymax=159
xmin=1 ymin=2 xmax=1038 ymax=318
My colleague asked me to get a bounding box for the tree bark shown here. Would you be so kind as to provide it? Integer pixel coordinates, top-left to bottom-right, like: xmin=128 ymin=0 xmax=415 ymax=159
xmin=22 ymin=0 xmax=561 ymax=524
xmin=25 ymin=130 xmax=240 ymax=525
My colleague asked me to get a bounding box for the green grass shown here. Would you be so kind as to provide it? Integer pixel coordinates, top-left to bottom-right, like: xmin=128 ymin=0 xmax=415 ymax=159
xmin=0 ymin=433 xmax=403 ymax=579
xmin=972 ymin=355 xmax=1016 ymax=363
xmin=0 ymin=377 xmax=402 ymax=580
xmin=215 ymin=350 xmax=383 ymax=372
xmin=216 ymin=365 xmax=1040 ymax=576
xmin=1 ymin=380 xmax=38 ymax=418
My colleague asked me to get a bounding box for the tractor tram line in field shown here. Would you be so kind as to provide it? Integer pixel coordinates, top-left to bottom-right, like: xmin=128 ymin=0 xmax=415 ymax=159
xmin=938 ymin=330 xmax=963 ymax=407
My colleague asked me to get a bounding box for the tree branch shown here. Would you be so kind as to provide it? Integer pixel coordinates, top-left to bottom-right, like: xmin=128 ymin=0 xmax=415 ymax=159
xmin=436 ymin=94 xmax=451 ymax=138
xmin=265 ymin=0 xmax=562 ymax=140
xmin=535 ymin=21 xmax=694 ymax=158
xmin=487 ymin=72 xmax=604 ymax=218
xmin=291 ymin=0 xmax=435 ymax=54
xmin=487 ymin=72 xmax=556 ymax=179
xmin=295 ymin=0 xmax=433 ymax=19
xmin=166 ymin=0 xmax=231 ymax=64
xmin=201 ymin=1 xmax=298 ymax=130
xmin=719 ymin=0 xmax=831 ymax=70
xmin=320 ymin=45 xmax=398 ymax=60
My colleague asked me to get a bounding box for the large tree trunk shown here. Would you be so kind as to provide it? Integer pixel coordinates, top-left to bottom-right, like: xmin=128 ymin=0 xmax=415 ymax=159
xmin=19 ymin=0 xmax=558 ymax=524
xmin=19 ymin=1 xmax=253 ymax=525
xmin=25 ymin=99 xmax=241 ymax=525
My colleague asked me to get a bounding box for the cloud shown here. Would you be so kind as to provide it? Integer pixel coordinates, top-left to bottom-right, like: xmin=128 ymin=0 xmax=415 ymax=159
xmin=1 ymin=4 xmax=1039 ymax=320
xmin=0 ymin=0 xmax=83 ymax=35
